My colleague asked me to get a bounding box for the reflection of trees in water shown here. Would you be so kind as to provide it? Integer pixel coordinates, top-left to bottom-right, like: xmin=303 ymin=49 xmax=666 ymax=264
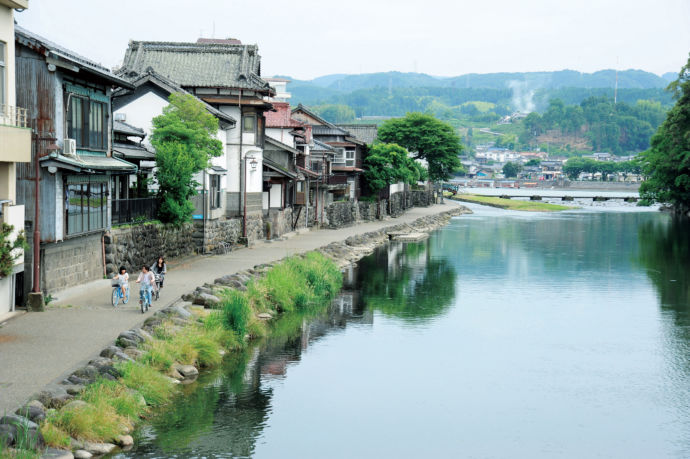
xmin=638 ymin=218 xmax=690 ymax=324
xmin=356 ymin=240 xmax=456 ymax=322
xmin=136 ymin=299 xmax=375 ymax=457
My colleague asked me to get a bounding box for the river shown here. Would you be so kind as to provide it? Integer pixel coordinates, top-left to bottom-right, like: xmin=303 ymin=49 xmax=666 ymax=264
xmin=114 ymin=204 xmax=690 ymax=458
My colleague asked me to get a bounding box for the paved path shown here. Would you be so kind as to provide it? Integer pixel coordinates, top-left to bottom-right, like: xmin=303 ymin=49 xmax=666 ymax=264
xmin=0 ymin=202 xmax=461 ymax=414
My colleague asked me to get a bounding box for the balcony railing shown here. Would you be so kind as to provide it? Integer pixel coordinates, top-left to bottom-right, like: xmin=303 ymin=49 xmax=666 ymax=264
xmin=0 ymin=104 xmax=29 ymax=128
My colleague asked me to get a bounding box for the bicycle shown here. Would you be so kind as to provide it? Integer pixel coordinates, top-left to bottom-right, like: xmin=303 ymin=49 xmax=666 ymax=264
xmin=111 ymin=280 xmax=129 ymax=307
xmin=139 ymin=286 xmax=151 ymax=314
xmin=153 ymin=274 xmax=162 ymax=301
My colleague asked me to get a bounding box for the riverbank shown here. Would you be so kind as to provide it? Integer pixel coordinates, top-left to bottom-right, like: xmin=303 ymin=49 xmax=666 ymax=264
xmin=450 ymin=194 xmax=573 ymax=212
xmin=0 ymin=203 xmax=470 ymax=458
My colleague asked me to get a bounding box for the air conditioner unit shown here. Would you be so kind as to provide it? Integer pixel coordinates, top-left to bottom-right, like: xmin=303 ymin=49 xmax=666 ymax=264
xmin=63 ymin=139 xmax=76 ymax=156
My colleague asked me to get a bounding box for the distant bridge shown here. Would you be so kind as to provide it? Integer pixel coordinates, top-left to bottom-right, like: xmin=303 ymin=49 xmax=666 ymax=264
xmin=473 ymin=194 xmax=639 ymax=202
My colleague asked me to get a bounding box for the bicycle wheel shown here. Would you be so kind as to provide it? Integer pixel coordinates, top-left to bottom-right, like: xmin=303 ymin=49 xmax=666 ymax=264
xmin=112 ymin=287 xmax=119 ymax=307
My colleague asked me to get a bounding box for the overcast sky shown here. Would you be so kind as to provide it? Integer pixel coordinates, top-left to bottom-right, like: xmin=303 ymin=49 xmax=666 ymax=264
xmin=14 ymin=0 xmax=690 ymax=80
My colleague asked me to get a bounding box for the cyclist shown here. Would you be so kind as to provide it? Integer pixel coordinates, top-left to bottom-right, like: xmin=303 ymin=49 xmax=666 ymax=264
xmin=136 ymin=265 xmax=155 ymax=308
xmin=150 ymin=256 xmax=167 ymax=291
xmin=113 ymin=266 xmax=129 ymax=299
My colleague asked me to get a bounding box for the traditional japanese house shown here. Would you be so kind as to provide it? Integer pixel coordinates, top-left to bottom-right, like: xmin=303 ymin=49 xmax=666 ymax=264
xmin=119 ymin=38 xmax=274 ymax=240
xmin=14 ymin=25 xmax=136 ymax=297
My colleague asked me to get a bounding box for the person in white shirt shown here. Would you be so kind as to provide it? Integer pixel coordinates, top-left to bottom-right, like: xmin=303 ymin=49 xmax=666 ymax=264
xmin=136 ymin=265 xmax=155 ymax=306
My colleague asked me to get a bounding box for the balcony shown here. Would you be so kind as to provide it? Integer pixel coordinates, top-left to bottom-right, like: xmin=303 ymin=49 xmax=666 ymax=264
xmin=0 ymin=104 xmax=31 ymax=163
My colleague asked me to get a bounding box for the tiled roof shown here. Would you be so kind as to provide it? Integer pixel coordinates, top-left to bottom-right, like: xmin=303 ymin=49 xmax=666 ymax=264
xmin=121 ymin=40 xmax=272 ymax=92
xmin=311 ymin=139 xmax=336 ymax=152
xmin=337 ymin=124 xmax=378 ymax=145
xmin=15 ymin=25 xmax=133 ymax=88
xmin=113 ymin=143 xmax=155 ymax=160
xmin=114 ymin=70 xmax=236 ymax=126
xmin=114 ymin=120 xmax=145 ymax=137
xmin=312 ymin=124 xmax=348 ymax=136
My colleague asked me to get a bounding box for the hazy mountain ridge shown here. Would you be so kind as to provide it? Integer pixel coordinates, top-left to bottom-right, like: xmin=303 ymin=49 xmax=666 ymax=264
xmin=287 ymin=69 xmax=670 ymax=93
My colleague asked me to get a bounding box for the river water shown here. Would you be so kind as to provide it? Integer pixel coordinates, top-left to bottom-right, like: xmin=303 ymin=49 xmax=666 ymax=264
xmin=115 ymin=205 xmax=690 ymax=459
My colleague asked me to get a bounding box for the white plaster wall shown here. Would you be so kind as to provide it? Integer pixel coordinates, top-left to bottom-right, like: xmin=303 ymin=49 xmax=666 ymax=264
xmin=269 ymin=183 xmax=282 ymax=208
xmin=114 ymin=91 xmax=169 ymax=144
xmin=220 ymin=105 xmax=264 ymax=195
xmin=262 ymin=191 xmax=269 ymax=210
xmin=0 ymin=6 xmax=15 ymax=107
xmin=0 ymin=277 xmax=10 ymax=315
xmin=390 ymin=182 xmax=405 ymax=194
xmin=266 ymin=127 xmax=295 ymax=146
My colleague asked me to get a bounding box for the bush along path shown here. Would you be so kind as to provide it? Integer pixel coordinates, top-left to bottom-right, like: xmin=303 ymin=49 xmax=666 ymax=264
xmin=0 ymin=207 xmax=469 ymax=459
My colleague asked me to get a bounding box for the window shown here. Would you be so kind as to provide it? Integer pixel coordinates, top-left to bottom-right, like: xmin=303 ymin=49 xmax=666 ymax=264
xmin=210 ymin=175 xmax=221 ymax=209
xmin=243 ymin=115 xmax=256 ymax=133
xmin=334 ymin=148 xmax=345 ymax=164
xmin=65 ymin=176 xmax=108 ymax=236
xmin=345 ymin=149 xmax=355 ymax=167
xmin=67 ymin=95 xmax=107 ymax=150
xmin=0 ymin=41 xmax=5 ymax=106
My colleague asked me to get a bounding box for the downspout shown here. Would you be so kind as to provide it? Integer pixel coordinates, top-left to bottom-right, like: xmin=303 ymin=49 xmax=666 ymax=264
xmin=239 ymin=90 xmax=247 ymax=239
xmin=202 ymin=169 xmax=206 ymax=253
xmin=32 ymin=136 xmax=40 ymax=293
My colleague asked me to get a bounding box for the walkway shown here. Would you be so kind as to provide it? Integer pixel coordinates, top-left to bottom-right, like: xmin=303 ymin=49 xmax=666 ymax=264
xmin=0 ymin=202 xmax=461 ymax=414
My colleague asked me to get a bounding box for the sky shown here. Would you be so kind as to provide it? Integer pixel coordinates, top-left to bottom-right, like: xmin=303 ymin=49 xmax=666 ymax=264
xmin=14 ymin=0 xmax=690 ymax=81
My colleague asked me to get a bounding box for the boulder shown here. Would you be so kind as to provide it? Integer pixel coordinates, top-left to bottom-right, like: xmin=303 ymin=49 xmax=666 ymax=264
xmin=63 ymin=385 xmax=85 ymax=396
xmin=257 ymin=313 xmax=272 ymax=320
xmin=82 ymin=441 xmax=117 ymax=455
xmin=41 ymin=447 xmax=74 ymax=459
xmin=33 ymin=385 xmax=73 ymax=409
xmin=73 ymin=450 xmax=93 ymax=459
xmin=99 ymin=345 xmax=122 ymax=359
xmin=168 ymin=368 xmax=184 ymax=381
xmin=72 ymin=365 xmax=99 ymax=383
xmin=112 ymin=350 xmax=134 ymax=362
xmin=123 ymin=347 xmax=144 ymax=360
xmin=132 ymin=328 xmax=153 ymax=342
xmin=66 ymin=375 xmax=89 ymax=386
xmin=0 ymin=414 xmax=38 ymax=431
xmin=169 ymin=304 xmax=192 ymax=320
xmin=116 ymin=434 xmax=134 ymax=447
xmin=0 ymin=424 xmax=17 ymax=447
xmin=15 ymin=403 xmax=46 ymax=424
xmin=173 ymin=364 xmax=199 ymax=379
xmin=61 ymin=400 xmax=88 ymax=412
xmin=116 ymin=336 xmax=139 ymax=349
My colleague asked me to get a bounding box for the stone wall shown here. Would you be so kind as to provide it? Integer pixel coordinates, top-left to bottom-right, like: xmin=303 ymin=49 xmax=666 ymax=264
xmin=389 ymin=192 xmax=405 ymax=217
xmin=104 ymin=223 xmax=196 ymax=277
xmin=409 ymin=189 xmax=433 ymax=207
xmin=194 ymin=218 xmax=243 ymax=254
xmin=326 ymin=201 xmax=358 ymax=229
xmin=42 ymin=233 xmax=103 ymax=293
xmin=357 ymin=201 xmax=382 ymax=221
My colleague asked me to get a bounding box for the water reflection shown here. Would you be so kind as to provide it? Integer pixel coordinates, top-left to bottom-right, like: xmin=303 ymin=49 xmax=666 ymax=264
xmin=355 ymin=240 xmax=456 ymax=324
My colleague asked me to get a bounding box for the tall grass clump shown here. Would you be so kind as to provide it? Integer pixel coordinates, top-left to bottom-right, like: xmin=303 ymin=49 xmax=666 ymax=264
xmin=118 ymin=361 xmax=175 ymax=407
xmin=50 ymin=398 xmax=126 ymax=442
xmin=80 ymin=379 xmax=147 ymax=422
xmin=221 ymin=290 xmax=252 ymax=336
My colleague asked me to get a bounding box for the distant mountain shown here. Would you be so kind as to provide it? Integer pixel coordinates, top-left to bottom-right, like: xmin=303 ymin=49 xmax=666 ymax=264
xmin=286 ymin=69 xmax=669 ymax=93
xmin=662 ymin=72 xmax=676 ymax=83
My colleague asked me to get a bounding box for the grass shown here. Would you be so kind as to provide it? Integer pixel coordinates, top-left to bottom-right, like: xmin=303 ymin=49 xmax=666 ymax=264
xmin=33 ymin=250 xmax=343 ymax=451
xmin=451 ymin=194 xmax=573 ymax=212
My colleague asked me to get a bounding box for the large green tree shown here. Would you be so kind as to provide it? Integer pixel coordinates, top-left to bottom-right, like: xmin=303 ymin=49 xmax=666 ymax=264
xmin=363 ymin=143 xmax=424 ymax=195
xmin=151 ymin=93 xmax=223 ymax=225
xmin=377 ymin=113 xmax=463 ymax=181
xmin=502 ymin=161 xmax=522 ymax=178
xmin=639 ymin=56 xmax=690 ymax=213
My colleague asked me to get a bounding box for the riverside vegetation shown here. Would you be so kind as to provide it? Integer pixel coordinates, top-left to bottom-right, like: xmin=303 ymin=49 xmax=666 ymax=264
xmin=1 ymin=252 xmax=342 ymax=459
xmin=450 ymin=194 xmax=572 ymax=211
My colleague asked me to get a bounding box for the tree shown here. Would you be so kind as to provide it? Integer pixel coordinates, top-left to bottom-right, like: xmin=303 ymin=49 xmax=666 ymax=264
xmin=525 ymin=158 xmax=541 ymax=167
xmin=502 ymin=161 xmax=522 ymax=178
xmin=151 ymin=93 xmax=223 ymax=225
xmin=363 ymin=143 xmax=422 ymax=196
xmin=377 ymin=113 xmax=463 ymax=181
xmin=639 ymin=55 xmax=690 ymax=213
xmin=312 ymin=104 xmax=356 ymax=124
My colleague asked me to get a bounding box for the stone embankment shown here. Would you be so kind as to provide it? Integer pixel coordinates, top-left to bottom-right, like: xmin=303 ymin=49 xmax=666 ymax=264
xmin=2 ymin=205 xmax=470 ymax=458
